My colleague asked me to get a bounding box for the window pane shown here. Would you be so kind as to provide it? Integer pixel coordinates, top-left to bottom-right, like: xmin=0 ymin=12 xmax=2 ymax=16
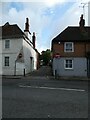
xmin=5 ymin=40 xmax=10 ymax=48
xmin=5 ymin=57 xmax=9 ymax=66
xmin=65 ymin=43 xmax=73 ymax=52
xmin=69 ymin=64 xmax=72 ymax=68
xmin=69 ymin=60 xmax=72 ymax=64
xmin=65 ymin=59 xmax=73 ymax=69
xmin=66 ymin=44 xmax=72 ymax=49
xmin=66 ymin=64 xmax=68 ymax=68
xmin=66 ymin=60 xmax=68 ymax=64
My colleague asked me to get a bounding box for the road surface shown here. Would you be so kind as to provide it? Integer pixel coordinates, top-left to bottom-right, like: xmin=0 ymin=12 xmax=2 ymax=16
xmin=2 ymin=66 xmax=89 ymax=118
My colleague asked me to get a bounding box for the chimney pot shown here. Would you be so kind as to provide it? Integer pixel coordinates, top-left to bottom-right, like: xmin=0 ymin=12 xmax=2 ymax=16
xmin=32 ymin=32 xmax=36 ymax=49
xmin=26 ymin=18 xmax=29 ymax=23
xmin=79 ymin=14 xmax=85 ymax=27
xmin=24 ymin=17 xmax=29 ymax=32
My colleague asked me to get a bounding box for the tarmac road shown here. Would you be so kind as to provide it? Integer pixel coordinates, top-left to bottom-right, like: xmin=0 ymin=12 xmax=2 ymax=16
xmin=2 ymin=66 xmax=89 ymax=118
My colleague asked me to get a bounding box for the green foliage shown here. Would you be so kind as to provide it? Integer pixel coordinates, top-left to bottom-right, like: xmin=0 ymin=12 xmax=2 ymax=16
xmin=40 ymin=49 xmax=51 ymax=66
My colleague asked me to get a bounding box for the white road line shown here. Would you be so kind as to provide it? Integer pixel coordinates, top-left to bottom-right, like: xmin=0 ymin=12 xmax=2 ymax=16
xmin=19 ymin=85 xmax=86 ymax=92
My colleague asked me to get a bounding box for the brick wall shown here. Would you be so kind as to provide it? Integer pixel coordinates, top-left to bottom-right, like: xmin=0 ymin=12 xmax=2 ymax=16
xmin=53 ymin=42 xmax=90 ymax=57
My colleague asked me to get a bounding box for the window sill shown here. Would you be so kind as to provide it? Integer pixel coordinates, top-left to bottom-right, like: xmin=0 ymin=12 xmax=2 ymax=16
xmin=65 ymin=68 xmax=74 ymax=71
xmin=64 ymin=51 xmax=74 ymax=53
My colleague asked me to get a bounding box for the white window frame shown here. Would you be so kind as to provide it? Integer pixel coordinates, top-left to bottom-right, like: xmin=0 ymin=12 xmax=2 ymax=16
xmin=64 ymin=42 xmax=74 ymax=52
xmin=64 ymin=59 xmax=73 ymax=70
xmin=5 ymin=40 xmax=10 ymax=49
xmin=4 ymin=56 xmax=9 ymax=66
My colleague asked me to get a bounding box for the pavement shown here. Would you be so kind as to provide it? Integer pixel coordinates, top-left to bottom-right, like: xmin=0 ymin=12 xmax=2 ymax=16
xmin=1 ymin=66 xmax=90 ymax=81
xmin=2 ymin=75 xmax=90 ymax=82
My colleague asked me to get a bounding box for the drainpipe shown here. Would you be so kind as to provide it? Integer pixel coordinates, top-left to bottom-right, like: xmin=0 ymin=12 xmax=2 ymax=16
xmin=14 ymin=60 xmax=17 ymax=76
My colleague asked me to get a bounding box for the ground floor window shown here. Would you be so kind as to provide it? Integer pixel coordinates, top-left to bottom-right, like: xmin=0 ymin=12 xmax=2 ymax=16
xmin=64 ymin=59 xmax=73 ymax=69
xmin=4 ymin=56 xmax=9 ymax=66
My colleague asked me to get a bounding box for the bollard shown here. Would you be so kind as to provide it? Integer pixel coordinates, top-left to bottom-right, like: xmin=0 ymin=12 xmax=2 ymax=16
xmin=55 ymin=69 xmax=57 ymax=79
xmin=24 ymin=68 xmax=25 ymax=76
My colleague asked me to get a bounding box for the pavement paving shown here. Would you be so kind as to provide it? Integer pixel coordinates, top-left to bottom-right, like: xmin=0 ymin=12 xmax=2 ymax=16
xmin=2 ymin=66 xmax=90 ymax=81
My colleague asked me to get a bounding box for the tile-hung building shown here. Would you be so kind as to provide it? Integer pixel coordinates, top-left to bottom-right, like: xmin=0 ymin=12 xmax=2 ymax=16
xmin=51 ymin=14 xmax=90 ymax=77
xmin=0 ymin=18 xmax=39 ymax=75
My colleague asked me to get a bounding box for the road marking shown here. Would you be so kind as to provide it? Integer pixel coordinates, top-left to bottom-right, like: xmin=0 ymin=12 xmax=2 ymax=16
xmin=19 ymin=85 xmax=85 ymax=92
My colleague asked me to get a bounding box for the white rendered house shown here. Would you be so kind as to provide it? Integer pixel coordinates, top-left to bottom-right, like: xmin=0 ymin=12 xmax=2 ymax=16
xmin=0 ymin=18 xmax=39 ymax=75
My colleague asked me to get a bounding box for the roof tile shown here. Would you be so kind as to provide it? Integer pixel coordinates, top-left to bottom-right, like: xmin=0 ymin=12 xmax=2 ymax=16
xmin=52 ymin=26 xmax=90 ymax=43
xmin=0 ymin=23 xmax=24 ymax=39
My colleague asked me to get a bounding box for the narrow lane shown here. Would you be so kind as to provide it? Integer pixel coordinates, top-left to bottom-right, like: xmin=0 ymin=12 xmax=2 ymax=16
xmin=28 ymin=66 xmax=52 ymax=76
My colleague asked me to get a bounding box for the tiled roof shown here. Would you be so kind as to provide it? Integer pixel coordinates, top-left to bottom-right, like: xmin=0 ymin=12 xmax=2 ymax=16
xmin=0 ymin=22 xmax=24 ymax=39
xmin=52 ymin=26 xmax=90 ymax=43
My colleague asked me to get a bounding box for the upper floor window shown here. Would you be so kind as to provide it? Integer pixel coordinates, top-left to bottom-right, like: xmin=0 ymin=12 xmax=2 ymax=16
xmin=64 ymin=42 xmax=74 ymax=52
xmin=4 ymin=57 xmax=9 ymax=66
xmin=5 ymin=40 xmax=10 ymax=49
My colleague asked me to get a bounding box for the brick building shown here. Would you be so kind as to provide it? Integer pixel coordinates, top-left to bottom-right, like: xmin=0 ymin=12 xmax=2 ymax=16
xmin=51 ymin=14 xmax=90 ymax=77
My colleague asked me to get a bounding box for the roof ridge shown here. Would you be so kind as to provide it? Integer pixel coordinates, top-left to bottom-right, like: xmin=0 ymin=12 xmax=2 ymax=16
xmin=52 ymin=26 xmax=90 ymax=43
xmin=3 ymin=22 xmax=18 ymax=27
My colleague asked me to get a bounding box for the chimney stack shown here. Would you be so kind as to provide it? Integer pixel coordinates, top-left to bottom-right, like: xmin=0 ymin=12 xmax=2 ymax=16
xmin=79 ymin=14 xmax=85 ymax=27
xmin=24 ymin=18 xmax=29 ymax=32
xmin=24 ymin=18 xmax=31 ymax=38
xmin=32 ymin=32 xmax=36 ymax=49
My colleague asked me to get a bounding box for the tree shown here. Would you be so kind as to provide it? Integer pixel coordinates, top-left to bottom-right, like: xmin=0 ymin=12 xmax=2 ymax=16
xmin=40 ymin=49 xmax=51 ymax=66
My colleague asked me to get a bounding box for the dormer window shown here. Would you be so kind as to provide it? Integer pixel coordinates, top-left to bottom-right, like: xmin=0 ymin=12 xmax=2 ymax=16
xmin=64 ymin=42 xmax=74 ymax=52
xmin=5 ymin=40 xmax=10 ymax=49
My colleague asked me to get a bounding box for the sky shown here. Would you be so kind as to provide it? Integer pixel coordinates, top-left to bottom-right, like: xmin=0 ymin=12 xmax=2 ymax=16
xmin=0 ymin=0 xmax=90 ymax=53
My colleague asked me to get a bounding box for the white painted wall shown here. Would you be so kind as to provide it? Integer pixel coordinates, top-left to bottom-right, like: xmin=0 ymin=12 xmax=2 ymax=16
xmin=23 ymin=38 xmax=37 ymax=74
xmin=53 ymin=57 xmax=87 ymax=77
xmin=1 ymin=38 xmax=23 ymax=75
xmin=1 ymin=35 xmax=37 ymax=75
